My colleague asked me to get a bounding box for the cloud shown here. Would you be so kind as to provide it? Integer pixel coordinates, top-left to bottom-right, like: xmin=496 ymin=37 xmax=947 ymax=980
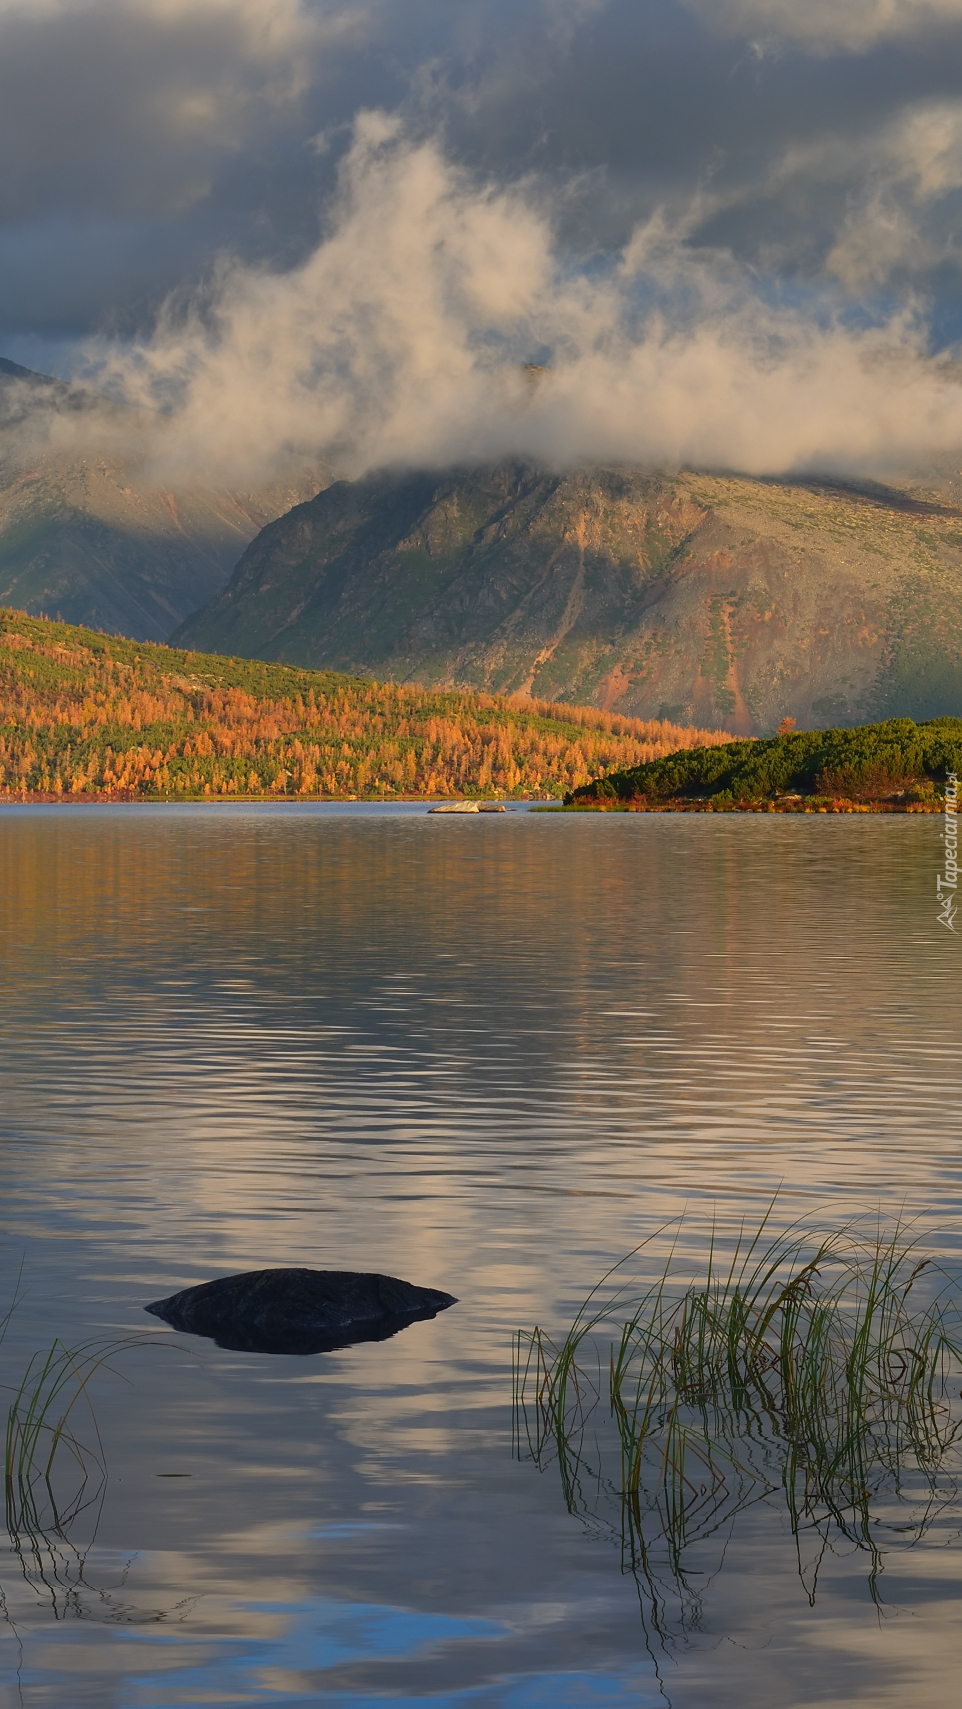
xmin=747 ymin=99 xmax=962 ymax=288
xmin=5 ymin=0 xmax=962 ymax=475
xmin=680 ymin=0 xmax=962 ymax=54
xmin=3 ymin=0 xmax=962 ymax=351
xmin=0 ymin=0 xmax=359 ymax=224
xmin=73 ymin=118 xmax=962 ymax=488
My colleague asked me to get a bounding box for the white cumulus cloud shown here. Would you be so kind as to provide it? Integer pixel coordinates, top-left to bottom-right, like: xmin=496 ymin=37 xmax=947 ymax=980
xmin=75 ymin=118 xmax=962 ymax=486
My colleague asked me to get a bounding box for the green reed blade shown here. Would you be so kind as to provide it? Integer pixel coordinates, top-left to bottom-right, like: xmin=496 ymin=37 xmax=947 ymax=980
xmin=514 ymin=1207 xmax=962 ymax=1624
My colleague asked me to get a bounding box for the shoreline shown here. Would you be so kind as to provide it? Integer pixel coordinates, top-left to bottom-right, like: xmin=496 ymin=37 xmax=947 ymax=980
xmin=544 ymin=799 xmax=943 ymax=814
xmin=0 ymin=791 xmax=943 ymax=812
xmin=0 ymin=791 xmax=555 ymax=807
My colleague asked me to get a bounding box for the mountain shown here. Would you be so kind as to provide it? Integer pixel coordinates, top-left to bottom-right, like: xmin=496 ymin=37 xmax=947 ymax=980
xmin=0 ymin=358 xmax=326 ymax=642
xmin=0 ymin=607 xmax=731 ymax=801
xmin=172 ymin=460 xmax=962 ymax=734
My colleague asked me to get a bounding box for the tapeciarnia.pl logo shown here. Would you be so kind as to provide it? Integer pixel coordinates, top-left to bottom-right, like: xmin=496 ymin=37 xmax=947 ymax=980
xmin=937 ymin=772 xmax=958 ymax=932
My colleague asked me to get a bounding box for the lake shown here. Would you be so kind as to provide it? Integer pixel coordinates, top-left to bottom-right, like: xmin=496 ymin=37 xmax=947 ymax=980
xmin=0 ymin=803 xmax=959 ymax=1708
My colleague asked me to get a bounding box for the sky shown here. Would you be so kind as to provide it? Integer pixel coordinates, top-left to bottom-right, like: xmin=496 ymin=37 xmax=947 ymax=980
xmin=7 ymin=0 xmax=962 ymax=482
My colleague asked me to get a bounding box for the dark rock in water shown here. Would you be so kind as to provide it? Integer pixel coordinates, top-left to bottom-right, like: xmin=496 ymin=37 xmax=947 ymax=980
xmin=144 ymin=1268 xmax=457 ymax=1355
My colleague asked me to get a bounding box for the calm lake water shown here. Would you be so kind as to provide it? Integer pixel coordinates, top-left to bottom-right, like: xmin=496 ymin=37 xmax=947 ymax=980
xmin=0 ymin=803 xmax=959 ymax=1708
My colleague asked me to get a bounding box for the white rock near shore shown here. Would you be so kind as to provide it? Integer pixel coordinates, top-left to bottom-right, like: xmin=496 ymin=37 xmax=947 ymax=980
xmin=427 ymin=802 xmax=508 ymax=813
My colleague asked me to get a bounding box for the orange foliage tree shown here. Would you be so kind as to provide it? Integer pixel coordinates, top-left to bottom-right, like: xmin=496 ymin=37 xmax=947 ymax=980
xmin=0 ymin=610 xmax=734 ymax=801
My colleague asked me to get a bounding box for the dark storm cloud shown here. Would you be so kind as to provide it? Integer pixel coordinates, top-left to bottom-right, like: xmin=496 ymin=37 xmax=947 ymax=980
xmin=681 ymin=0 xmax=962 ymax=53
xmin=5 ymin=0 xmax=962 ymax=480
xmin=428 ymin=0 xmax=962 ymax=292
xmin=3 ymin=0 xmax=962 ymax=333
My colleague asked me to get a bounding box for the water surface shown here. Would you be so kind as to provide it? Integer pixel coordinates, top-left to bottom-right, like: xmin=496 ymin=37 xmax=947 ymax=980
xmin=0 ymin=804 xmax=958 ymax=1707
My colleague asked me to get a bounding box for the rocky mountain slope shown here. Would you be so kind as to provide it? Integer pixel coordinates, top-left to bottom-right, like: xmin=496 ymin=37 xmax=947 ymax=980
xmin=173 ymin=461 xmax=962 ymax=733
xmin=0 ymin=358 xmax=325 ymax=641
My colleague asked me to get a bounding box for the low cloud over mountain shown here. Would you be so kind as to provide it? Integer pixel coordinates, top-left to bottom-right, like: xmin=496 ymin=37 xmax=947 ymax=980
xmin=4 ymin=0 xmax=962 ymax=484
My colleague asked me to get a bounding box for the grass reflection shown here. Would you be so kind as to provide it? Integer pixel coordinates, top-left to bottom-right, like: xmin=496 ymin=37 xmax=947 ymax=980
xmin=514 ymin=1208 xmax=962 ymax=1644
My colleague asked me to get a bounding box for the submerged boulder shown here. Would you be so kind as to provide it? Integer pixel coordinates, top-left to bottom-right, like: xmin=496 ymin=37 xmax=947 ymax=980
xmin=145 ymin=1267 xmax=457 ymax=1355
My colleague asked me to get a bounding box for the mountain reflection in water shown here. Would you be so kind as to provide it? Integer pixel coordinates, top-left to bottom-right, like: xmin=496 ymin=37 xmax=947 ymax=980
xmin=0 ymin=803 xmax=959 ymax=1708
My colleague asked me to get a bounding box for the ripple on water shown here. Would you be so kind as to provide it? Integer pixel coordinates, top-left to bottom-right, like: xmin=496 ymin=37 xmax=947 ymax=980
xmin=0 ymin=806 xmax=959 ymax=1707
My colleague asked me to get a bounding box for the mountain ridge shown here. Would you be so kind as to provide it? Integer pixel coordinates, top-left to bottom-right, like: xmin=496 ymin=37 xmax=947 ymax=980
xmin=173 ymin=459 xmax=962 ymax=733
xmin=0 ymin=358 xmax=327 ymax=640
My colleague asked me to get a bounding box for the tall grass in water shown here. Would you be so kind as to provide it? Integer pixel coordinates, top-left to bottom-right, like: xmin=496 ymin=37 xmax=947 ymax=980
xmin=515 ymin=1212 xmax=962 ymax=1639
xmin=4 ymin=1337 xmax=133 ymax=1541
xmin=2 ymin=1282 xmax=154 ymax=1606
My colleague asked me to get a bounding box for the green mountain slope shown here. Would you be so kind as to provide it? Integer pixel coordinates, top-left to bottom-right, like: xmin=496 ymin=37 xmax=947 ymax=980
xmin=567 ymin=716 xmax=962 ymax=808
xmin=173 ymin=461 xmax=962 ymax=734
xmin=0 ymin=359 xmax=326 ymax=641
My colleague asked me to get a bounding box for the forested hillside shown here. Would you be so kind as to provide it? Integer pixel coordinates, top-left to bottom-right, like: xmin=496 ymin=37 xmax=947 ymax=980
xmin=0 ymin=610 xmax=730 ymax=801
xmin=567 ymin=717 xmax=962 ymax=810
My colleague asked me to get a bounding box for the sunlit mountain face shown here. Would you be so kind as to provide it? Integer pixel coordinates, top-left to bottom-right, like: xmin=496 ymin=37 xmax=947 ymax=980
xmin=174 ymin=460 xmax=962 ymax=730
